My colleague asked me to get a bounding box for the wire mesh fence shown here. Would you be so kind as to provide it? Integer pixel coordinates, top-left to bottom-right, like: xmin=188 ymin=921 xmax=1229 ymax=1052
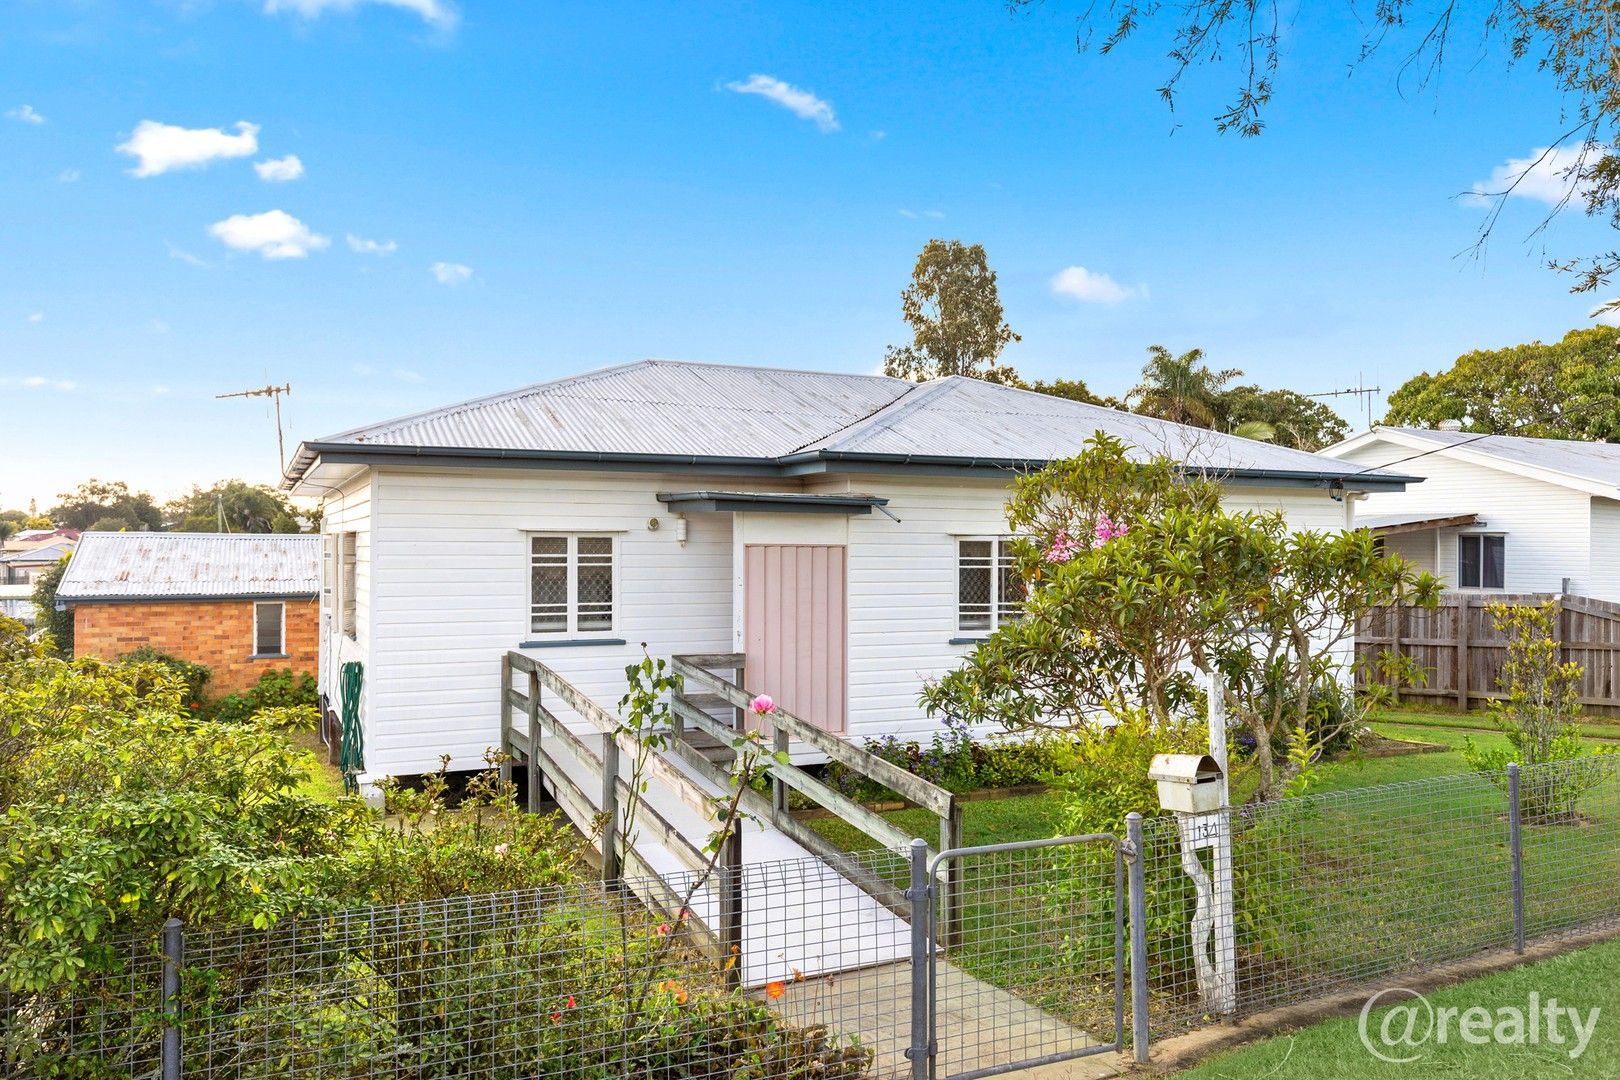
xmin=10 ymin=755 xmax=1620 ymax=1077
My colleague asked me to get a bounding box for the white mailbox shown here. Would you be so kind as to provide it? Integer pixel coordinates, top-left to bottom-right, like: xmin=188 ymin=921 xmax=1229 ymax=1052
xmin=1148 ymin=753 xmax=1225 ymax=814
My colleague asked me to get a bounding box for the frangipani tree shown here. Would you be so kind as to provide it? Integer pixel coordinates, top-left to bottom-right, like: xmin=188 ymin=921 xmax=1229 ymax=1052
xmin=924 ymin=434 xmax=1439 ymax=801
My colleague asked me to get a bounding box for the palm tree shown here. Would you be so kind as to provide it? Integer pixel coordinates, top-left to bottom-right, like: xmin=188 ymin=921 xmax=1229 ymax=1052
xmin=1230 ymin=419 xmax=1277 ymax=443
xmin=1128 ymin=345 xmax=1242 ymax=428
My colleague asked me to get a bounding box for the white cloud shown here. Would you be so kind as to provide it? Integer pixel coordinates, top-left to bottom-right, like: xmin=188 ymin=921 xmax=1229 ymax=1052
xmin=353 ymin=362 xmax=375 ymax=376
xmin=166 ymin=241 xmax=210 ymax=268
xmin=392 ymin=368 xmax=425 ymax=382
xmin=1467 ymin=144 xmax=1596 ymax=207
xmin=150 ymin=318 xmax=171 ymax=334
xmin=5 ymin=104 xmax=44 ymax=125
xmin=263 ymin=0 xmax=457 ymax=28
xmin=254 ymin=154 xmax=304 ymax=182
xmin=57 ymin=169 xmax=80 ymax=183
xmin=209 ymin=210 xmax=329 ymax=260
xmin=1049 ymin=265 xmax=1146 ymax=305
xmin=117 ymin=120 xmax=259 ymax=178
xmin=869 ymin=130 xmax=887 ymax=141
xmin=430 ymin=261 xmax=472 ymax=285
xmin=152 ymin=385 xmax=171 ymax=396
xmin=1 ymin=376 xmax=75 ymax=391
xmin=26 ymin=312 xmax=44 ymax=324
xmin=898 ymin=208 xmax=944 ymax=219
xmin=347 ymin=233 xmax=398 ymax=254
xmin=724 ymin=74 xmax=839 ymax=133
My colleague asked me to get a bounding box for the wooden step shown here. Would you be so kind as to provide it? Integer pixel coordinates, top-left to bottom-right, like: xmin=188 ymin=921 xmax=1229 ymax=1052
xmin=677 ymin=727 xmax=737 ymax=767
xmin=678 ymin=692 xmax=736 ymax=713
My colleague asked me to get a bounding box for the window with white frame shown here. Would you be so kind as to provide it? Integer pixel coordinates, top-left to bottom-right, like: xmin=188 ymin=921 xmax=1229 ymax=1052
xmin=254 ymin=601 xmax=286 ymax=656
xmin=1457 ymin=533 xmax=1506 ymax=590
xmin=530 ymin=535 xmax=616 ymax=635
xmin=957 ymin=538 xmax=1024 ymax=632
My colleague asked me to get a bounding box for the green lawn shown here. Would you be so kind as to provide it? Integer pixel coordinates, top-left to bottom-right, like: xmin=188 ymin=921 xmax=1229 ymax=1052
xmin=289 ymin=725 xmax=348 ymax=802
xmin=1176 ymin=937 xmax=1620 ymax=1078
xmin=802 ymin=715 xmax=1620 ymax=1044
xmin=1374 ymin=706 xmax=1620 ymax=743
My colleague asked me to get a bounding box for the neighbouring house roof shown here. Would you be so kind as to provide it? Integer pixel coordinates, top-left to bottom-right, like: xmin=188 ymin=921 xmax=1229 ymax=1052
xmin=0 ymin=542 xmax=74 ymax=566
xmin=1325 ymin=426 xmax=1620 ymax=499
xmin=55 ymin=532 xmax=321 ymax=604
xmin=285 ymin=359 xmax=1417 ymax=494
xmin=1357 ymin=512 xmax=1483 ymax=535
xmin=2 ymin=528 xmax=80 ymax=552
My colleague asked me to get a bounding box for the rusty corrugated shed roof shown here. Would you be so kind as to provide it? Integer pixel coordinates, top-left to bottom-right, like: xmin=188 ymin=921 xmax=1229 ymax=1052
xmin=56 ymin=532 xmax=320 ymax=602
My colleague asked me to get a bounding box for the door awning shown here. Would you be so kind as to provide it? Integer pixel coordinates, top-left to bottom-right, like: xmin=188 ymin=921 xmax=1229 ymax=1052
xmin=1357 ymin=512 xmax=1481 ymax=536
xmin=656 ymin=491 xmax=889 ymax=515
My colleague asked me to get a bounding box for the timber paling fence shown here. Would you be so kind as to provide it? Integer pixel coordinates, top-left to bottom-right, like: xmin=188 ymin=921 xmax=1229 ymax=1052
xmin=11 ymin=756 xmax=1620 ymax=1078
xmin=1357 ymin=592 xmax=1620 ymax=714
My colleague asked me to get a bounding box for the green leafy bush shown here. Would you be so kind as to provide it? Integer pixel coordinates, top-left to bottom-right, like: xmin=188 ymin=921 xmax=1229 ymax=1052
xmin=210 ymin=666 xmax=318 ymax=723
xmin=823 ymin=715 xmax=1075 ymax=803
xmin=1462 ymin=601 xmax=1614 ymax=820
xmin=119 ymin=645 xmax=212 ymax=712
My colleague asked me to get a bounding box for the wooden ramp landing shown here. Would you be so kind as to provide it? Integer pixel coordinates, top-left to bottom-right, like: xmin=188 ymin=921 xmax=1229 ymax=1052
xmin=500 ymin=651 xmax=1107 ymax=1075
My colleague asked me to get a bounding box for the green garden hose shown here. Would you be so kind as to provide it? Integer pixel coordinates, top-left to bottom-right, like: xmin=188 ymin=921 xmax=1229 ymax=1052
xmin=339 ymin=661 xmax=365 ymax=794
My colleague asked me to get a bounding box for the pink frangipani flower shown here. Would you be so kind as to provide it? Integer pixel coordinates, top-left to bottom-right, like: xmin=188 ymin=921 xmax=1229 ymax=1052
xmin=1094 ymin=513 xmax=1129 ymax=543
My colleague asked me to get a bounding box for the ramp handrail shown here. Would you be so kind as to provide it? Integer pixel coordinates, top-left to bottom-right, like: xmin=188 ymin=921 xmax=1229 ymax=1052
xmin=500 ymin=651 xmax=744 ymax=981
xmin=671 ymin=654 xmax=964 ymax=943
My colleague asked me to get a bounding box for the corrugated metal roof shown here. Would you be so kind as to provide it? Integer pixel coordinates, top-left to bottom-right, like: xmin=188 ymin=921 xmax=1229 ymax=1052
xmin=56 ymin=533 xmax=321 ymax=602
xmin=311 ymin=359 xmax=909 ymax=459
xmin=286 ymin=359 xmax=1410 ymax=488
xmin=795 ymin=376 xmax=1365 ymax=475
xmin=1381 ymin=427 xmax=1620 ymax=492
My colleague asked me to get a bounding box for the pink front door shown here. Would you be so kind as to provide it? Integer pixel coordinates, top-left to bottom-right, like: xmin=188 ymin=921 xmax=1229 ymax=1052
xmin=743 ymin=544 xmax=848 ymax=734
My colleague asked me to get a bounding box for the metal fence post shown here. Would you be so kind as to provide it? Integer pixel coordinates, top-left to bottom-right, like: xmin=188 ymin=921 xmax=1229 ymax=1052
xmin=905 ymin=838 xmax=931 ymax=1080
xmin=718 ymin=826 xmax=744 ymax=991
xmin=161 ymin=917 xmax=183 ymax=1080
xmin=1508 ymin=763 xmax=1525 ymax=954
xmin=1125 ymin=812 xmax=1150 ymax=1065
xmin=601 ymin=733 xmax=621 ymax=884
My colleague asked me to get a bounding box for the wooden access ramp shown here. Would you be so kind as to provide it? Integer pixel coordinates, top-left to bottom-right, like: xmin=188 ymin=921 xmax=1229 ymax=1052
xmin=498 ymin=651 xmax=964 ymax=989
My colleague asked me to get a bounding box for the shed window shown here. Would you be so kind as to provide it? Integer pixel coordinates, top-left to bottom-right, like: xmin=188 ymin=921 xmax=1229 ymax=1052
xmin=1458 ymin=534 xmax=1505 ymax=590
xmin=958 ymin=538 xmax=1024 ymax=632
xmin=530 ymin=535 xmax=616 ymax=635
xmin=254 ymin=602 xmax=285 ymax=657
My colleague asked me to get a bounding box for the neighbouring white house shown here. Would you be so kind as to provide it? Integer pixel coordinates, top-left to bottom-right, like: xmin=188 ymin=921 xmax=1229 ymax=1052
xmin=283 ymin=359 xmax=1416 ymax=785
xmin=1323 ymin=424 xmax=1620 ymax=598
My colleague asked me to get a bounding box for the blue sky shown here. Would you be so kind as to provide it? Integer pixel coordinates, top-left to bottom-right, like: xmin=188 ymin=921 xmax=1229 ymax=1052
xmin=2 ymin=0 xmax=1612 ymax=509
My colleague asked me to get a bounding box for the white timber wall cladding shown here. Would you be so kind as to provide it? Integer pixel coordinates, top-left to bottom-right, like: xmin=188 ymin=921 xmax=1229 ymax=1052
xmin=366 ymin=467 xmax=742 ymax=777
xmin=1588 ymin=498 xmax=1620 ymax=603
xmin=1338 ymin=442 xmax=1594 ymax=595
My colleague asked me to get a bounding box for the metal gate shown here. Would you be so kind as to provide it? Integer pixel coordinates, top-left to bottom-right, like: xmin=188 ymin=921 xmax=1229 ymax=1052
xmin=908 ymin=834 xmax=1129 ymax=1079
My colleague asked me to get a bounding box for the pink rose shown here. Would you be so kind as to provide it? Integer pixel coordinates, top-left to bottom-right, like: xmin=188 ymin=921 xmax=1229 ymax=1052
xmin=750 ymin=694 xmax=776 ymax=716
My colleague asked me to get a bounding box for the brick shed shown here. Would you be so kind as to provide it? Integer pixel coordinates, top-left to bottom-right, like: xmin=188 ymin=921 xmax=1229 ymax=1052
xmin=57 ymin=532 xmax=320 ymax=697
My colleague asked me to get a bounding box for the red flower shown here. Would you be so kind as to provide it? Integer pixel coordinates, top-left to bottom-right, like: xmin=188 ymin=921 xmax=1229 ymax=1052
xmin=657 ymin=922 xmax=671 ymax=936
xmin=549 ymin=1011 xmax=561 ymax=1024
xmin=566 ymin=996 xmax=576 ymax=1009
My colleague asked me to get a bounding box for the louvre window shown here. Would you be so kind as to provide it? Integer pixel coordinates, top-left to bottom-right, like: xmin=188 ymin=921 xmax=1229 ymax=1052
xmin=340 ymin=532 xmax=358 ymax=637
xmin=530 ymin=535 xmax=616 ymax=635
xmin=254 ymin=602 xmax=285 ymax=657
xmin=958 ymin=538 xmax=1025 ymax=632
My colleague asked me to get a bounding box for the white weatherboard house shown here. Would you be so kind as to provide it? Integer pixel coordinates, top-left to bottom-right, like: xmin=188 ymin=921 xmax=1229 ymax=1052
xmin=284 ymin=360 xmax=1414 ymax=785
xmin=1323 ymin=426 xmax=1620 ymax=599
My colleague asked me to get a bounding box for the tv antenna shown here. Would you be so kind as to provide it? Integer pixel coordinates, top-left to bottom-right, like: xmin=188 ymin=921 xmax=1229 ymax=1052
xmin=217 ymin=382 xmax=292 ymax=472
xmin=1308 ymin=377 xmax=1382 ymax=430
